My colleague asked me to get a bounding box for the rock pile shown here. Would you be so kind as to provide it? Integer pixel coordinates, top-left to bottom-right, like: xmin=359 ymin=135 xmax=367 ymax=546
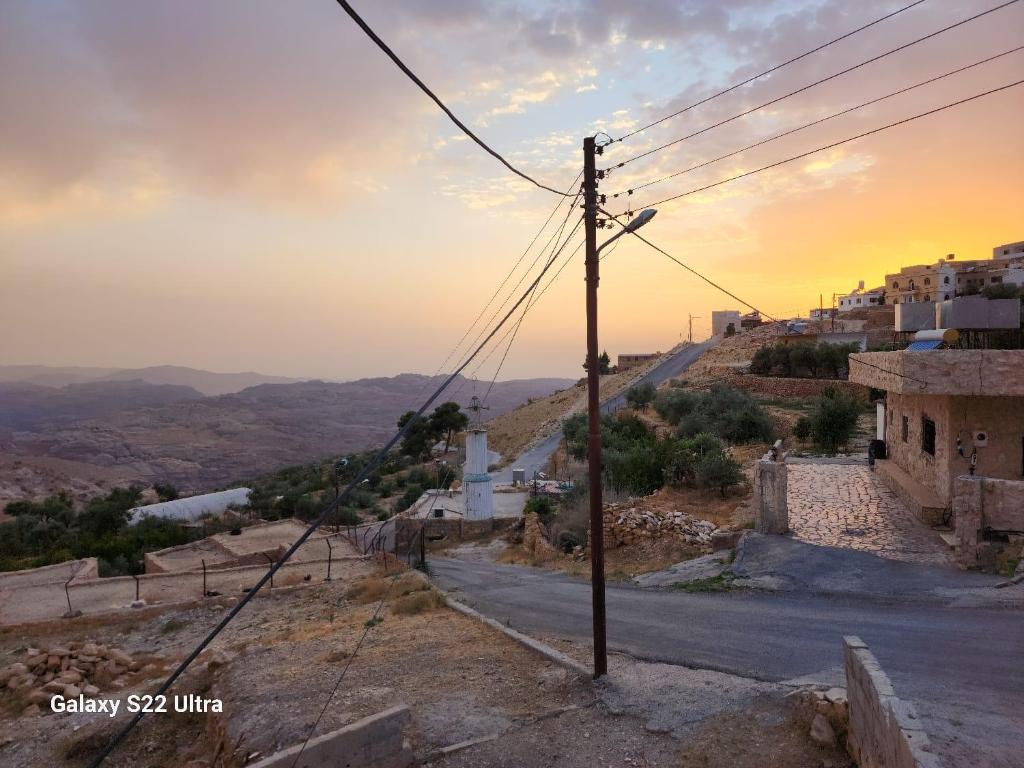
xmin=0 ymin=641 xmax=142 ymax=717
xmin=604 ymin=502 xmax=718 ymax=549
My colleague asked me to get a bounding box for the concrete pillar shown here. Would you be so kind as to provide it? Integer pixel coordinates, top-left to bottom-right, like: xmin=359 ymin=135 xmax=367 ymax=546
xmin=953 ymin=475 xmax=983 ymax=569
xmin=463 ymin=428 xmax=493 ymax=521
xmin=754 ymin=457 xmax=788 ymax=534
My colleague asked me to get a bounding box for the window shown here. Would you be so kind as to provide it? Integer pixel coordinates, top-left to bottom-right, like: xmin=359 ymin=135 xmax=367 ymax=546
xmin=921 ymin=416 xmax=936 ymax=456
xmin=924 ymin=277 xmax=931 ymax=286
xmin=923 ymin=295 xmax=930 ymax=302
xmin=944 ymin=294 xmax=950 ymax=300
xmin=991 ymin=276 xmax=1003 ymax=284
xmin=944 ymin=275 xmax=950 ymax=284
xmin=901 ymin=415 xmax=909 ymax=442
xmin=892 ymin=281 xmax=899 ymax=289
xmin=856 ymin=297 xmax=862 ymax=304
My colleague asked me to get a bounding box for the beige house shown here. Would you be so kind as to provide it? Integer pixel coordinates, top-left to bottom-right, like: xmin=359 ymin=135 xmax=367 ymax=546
xmin=849 ymin=350 xmax=1024 ymax=568
xmin=617 ymin=352 xmax=661 ymax=370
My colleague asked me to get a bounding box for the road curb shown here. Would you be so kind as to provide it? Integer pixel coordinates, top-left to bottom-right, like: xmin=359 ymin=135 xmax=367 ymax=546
xmin=442 ymin=594 xmax=591 ymax=678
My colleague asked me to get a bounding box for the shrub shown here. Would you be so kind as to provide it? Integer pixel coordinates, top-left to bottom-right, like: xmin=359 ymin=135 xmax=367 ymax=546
xmin=676 ymin=386 xmax=774 ymax=444
xmin=524 ymin=495 xmax=557 ymax=525
xmin=653 ymin=388 xmax=698 ymax=425
xmin=749 ymin=347 xmax=774 ymax=375
xmin=395 ymin=484 xmax=425 ymax=513
xmin=695 ymin=452 xmax=744 ymax=497
xmin=809 ymin=388 xmax=862 ymax=452
xmin=793 ymin=416 xmax=812 ymax=442
xmin=625 ymin=382 xmax=657 ymax=411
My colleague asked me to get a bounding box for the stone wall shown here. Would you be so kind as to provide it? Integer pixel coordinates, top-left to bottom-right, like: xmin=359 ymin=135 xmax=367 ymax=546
xmin=0 ymin=558 xmax=98 ymax=589
xmin=953 ymin=475 xmax=1024 ymax=569
xmin=729 ymin=375 xmax=870 ymax=401
xmin=844 ymin=636 xmax=941 ymax=768
xmin=0 ymin=555 xmax=372 ymax=626
xmin=754 ymin=458 xmax=788 ymax=534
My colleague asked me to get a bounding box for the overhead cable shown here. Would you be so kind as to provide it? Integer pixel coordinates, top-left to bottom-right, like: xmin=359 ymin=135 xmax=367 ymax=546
xmin=634 ymin=79 xmax=1024 ymax=210
xmin=86 ymin=217 xmax=579 ymax=768
xmin=607 ymin=0 xmax=1020 ymax=170
xmin=334 ymin=0 xmax=572 ymax=196
xmin=607 ymin=45 xmax=1024 ymax=200
xmin=610 ymin=0 xmax=930 ymax=144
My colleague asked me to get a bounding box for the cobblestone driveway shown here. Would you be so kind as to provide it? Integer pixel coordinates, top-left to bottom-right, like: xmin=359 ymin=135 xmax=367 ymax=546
xmin=787 ymin=464 xmax=951 ymax=566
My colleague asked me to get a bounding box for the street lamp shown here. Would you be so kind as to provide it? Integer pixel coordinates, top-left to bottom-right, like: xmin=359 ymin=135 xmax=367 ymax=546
xmin=597 ymin=209 xmax=657 ymax=256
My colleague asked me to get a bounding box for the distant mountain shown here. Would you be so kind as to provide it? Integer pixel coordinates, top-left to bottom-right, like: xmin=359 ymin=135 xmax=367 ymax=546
xmin=5 ymin=373 xmax=574 ymax=494
xmin=0 ymin=364 xmax=303 ymax=396
xmin=0 ymin=380 xmax=204 ymax=431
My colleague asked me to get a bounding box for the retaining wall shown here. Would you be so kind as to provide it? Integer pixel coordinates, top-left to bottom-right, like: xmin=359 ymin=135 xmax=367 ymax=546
xmin=844 ymin=636 xmax=941 ymax=768
xmin=731 ymin=375 xmax=870 ymax=401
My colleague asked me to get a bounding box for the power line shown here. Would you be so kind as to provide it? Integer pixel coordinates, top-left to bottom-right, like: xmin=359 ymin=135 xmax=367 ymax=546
xmin=481 ymin=216 xmax=585 ymax=402
xmin=467 ymin=229 xmax=586 ymax=385
xmin=603 ymin=213 xmax=779 ymax=323
xmin=289 ymin=486 xmax=444 ymax=767
xmin=334 ymin=0 xmax=571 ymax=197
xmin=86 ymin=218 xmax=578 ymax=768
xmin=610 ymin=0 xmax=930 ymax=144
xmin=607 ymin=0 xmax=1020 ymax=171
xmin=607 ymin=45 xmax=1024 ymax=200
xmin=451 ymin=190 xmax=584 ymax=393
xmin=633 ymin=79 xmax=1024 ymax=211
xmin=414 ymin=172 xmax=583 ymax=402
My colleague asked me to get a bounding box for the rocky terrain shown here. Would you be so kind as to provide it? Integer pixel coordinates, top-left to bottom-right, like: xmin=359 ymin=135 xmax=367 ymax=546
xmin=1 ymin=374 xmax=573 ymax=501
xmin=0 ymin=365 xmax=302 ymax=397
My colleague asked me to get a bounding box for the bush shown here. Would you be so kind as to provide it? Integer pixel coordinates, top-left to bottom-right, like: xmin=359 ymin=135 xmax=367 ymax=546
xmin=793 ymin=416 xmax=812 ymax=442
xmin=676 ymin=386 xmax=775 ymax=444
xmin=695 ymin=452 xmax=744 ymax=497
xmin=749 ymin=342 xmax=860 ymax=379
xmin=524 ymin=495 xmax=556 ymax=526
xmin=653 ymin=388 xmax=698 ymax=425
xmin=809 ymin=388 xmax=862 ymax=452
xmin=395 ymin=484 xmax=425 ymax=513
xmin=625 ymin=382 xmax=657 ymax=411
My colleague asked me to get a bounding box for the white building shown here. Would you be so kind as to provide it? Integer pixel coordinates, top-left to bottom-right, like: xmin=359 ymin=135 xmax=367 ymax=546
xmin=462 ymin=427 xmax=494 ymax=520
xmin=711 ymin=310 xmax=741 ymax=337
xmin=837 ymin=281 xmax=885 ymax=312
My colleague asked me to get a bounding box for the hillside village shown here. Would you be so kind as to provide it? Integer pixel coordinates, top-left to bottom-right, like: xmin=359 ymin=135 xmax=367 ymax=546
xmin=1 ymin=241 xmax=1023 ymax=768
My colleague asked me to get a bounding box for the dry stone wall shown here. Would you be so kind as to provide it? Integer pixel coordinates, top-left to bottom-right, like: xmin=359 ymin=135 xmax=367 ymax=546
xmin=844 ymin=636 xmax=941 ymax=768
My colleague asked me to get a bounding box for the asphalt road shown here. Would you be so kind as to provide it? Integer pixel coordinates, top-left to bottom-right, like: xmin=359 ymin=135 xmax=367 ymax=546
xmin=492 ymin=340 xmax=714 ymax=483
xmin=431 ymin=557 xmax=1024 ymax=766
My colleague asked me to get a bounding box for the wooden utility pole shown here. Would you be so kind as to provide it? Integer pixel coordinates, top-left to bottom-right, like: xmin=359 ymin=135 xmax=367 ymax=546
xmin=582 ymin=135 xmax=607 ymax=679
xmin=688 ymin=313 xmax=701 ymax=343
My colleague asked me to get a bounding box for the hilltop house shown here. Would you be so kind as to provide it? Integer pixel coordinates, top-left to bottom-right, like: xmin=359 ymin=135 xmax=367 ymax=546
xmin=849 ymin=349 xmax=1024 ymax=568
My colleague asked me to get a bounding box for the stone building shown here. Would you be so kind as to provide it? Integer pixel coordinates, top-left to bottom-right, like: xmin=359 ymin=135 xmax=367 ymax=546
xmin=711 ymin=310 xmax=741 ymax=337
xmin=617 ymin=352 xmax=660 ymax=370
xmin=849 ymin=349 xmax=1024 ymax=567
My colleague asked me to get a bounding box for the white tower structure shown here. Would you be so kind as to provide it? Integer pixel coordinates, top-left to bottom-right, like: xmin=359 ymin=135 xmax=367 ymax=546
xmin=463 ymin=396 xmax=494 ymax=521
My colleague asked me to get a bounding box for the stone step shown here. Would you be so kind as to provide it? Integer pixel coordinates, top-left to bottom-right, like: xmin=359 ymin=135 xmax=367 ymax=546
xmin=874 ymin=459 xmax=947 ymax=527
xmin=937 ymin=532 xmax=957 ymax=549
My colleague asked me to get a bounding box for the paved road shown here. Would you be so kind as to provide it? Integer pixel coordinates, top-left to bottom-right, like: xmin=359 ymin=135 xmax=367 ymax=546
xmin=492 ymin=340 xmax=714 ymax=483
xmin=431 ymin=557 xmax=1024 ymax=767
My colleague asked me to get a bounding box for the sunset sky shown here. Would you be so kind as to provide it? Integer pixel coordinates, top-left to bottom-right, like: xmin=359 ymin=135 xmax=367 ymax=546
xmin=2 ymin=0 xmax=1022 ymax=381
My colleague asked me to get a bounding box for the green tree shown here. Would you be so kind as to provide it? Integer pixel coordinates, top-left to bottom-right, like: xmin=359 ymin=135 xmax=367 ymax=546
xmin=981 ymin=283 xmax=1021 ymax=300
xmin=749 ymin=347 xmax=774 ymax=375
xmin=625 ymin=382 xmax=657 ymax=411
xmin=397 ymin=411 xmax=433 ymax=460
xmin=429 ymin=402 xmax=469 ymax=452
xmin=809 ymin=388 xmax=862 ymax=452
xmin=789 ymin=342 xmax=819 ymax=378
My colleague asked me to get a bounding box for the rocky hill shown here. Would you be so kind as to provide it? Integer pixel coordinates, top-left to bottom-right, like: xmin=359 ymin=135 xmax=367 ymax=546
xmin=3 ymin=374 xmax=573 ymax=498
xmin=0 ymin=365 xmax=302 ymax=396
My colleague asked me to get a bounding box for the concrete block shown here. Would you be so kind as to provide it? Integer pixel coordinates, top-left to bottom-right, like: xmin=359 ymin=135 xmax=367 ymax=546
xmin=247 ymin=705 xmax=412 ymax=768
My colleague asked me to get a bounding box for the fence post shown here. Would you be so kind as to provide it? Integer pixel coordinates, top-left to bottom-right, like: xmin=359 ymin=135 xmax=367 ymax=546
xmin=63 ymin=576 xmax=81 ymax=619
xmin=325 ymin=538 xmax=334 ymax=582
xmin=202 ymin=558 xmax=207 ymax=598
xmin=262 ymin=553 xmax=274 ymax=589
